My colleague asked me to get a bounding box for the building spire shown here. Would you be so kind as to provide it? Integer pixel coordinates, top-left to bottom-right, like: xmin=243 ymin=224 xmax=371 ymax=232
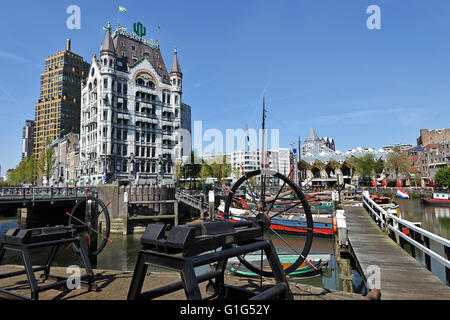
xmin=306 ymin=128 xmax=320 ymax=143
xmin=170 ymin=47 xmax=182 ymax=75
xmin=101 ymin=21 xmax=116 ymax=54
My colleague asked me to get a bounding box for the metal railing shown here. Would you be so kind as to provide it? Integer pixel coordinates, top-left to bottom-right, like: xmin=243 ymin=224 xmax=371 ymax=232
xmin=0 ymin=187 xmax=97 ymax=201
xmin=175 ymin=190 xmax=208 ymax=214
xmin=362 ymin=192 xmax=450 ymax=285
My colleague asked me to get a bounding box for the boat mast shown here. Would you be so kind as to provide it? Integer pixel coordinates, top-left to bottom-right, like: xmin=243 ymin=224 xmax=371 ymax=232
xmin=260 ymin=97 xmax=267 ymax=208
xmin=298 ymin=136 xmax=302 ymax=185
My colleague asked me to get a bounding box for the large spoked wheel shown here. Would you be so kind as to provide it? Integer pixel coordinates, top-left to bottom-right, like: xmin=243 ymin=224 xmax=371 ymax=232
xmin=224 ymin=169 xmax=314 ymax=277
xmin=68 ymin=197 xmax=111 ymax=256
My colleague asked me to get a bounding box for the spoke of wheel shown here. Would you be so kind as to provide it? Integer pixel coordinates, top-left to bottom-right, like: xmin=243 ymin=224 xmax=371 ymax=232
xmin=98 ymin=201 xmax=111 ymax=216
xmin=265 ymin=166 xmax=294 ymax=217
xmin=268 ymin=227 xmax=318 ymax=271
xmin=240 ymin=165 xmax=258 ymax=203
xmin=269 ymin=201 xmax=303 ymax=220
xmin=268 ymin=191 xmax=319 ymax=220
xmin=66 ymin=212 xmax=113 ymax=243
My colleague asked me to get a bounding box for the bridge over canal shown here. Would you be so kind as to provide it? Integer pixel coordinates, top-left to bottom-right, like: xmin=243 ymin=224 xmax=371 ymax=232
xmin=0 ymin=187 xmax=98 ymax=227
xmin=0 ymin=187 xmax=96 ymax=205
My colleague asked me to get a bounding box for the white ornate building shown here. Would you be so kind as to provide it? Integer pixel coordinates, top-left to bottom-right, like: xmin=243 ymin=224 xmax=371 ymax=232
xmin=79 ymin=23 xmax=191 ymax=185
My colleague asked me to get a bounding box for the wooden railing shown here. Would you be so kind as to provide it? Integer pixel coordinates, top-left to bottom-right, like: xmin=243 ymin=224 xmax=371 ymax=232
xmin=362 ymin=192 xmax=450 ymax=286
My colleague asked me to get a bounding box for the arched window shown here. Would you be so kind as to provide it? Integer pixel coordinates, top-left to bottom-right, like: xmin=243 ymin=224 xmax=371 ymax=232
xmin=136 ymin=78 xmax=145 ymax=86
xmin=146 ymin=81 xmax=155 ymax=89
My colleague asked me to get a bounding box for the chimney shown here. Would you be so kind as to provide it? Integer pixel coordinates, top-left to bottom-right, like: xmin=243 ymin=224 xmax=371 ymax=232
xmin=66 ymin=38 xmax=71 ymax=51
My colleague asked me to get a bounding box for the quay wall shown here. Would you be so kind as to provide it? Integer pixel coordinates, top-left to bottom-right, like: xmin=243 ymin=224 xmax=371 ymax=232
xmin=96 ymin=184 xmax=177 ymax=235
xmin=366 ymin=187 xmax=433 ymax=199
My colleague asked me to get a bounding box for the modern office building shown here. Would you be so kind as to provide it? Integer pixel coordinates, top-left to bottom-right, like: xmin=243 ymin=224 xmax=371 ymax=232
xmin=78 ymin=23 xmax=191 ymax=185
xmin=21 ymin=120 xmax=35 ymax=161
xmin=34 ymin=39 xmax=90 ymax=158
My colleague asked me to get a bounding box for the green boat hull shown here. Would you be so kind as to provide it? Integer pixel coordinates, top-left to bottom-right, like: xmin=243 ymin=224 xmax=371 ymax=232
xmin=230 ymin=258 xmax=322 ymax=278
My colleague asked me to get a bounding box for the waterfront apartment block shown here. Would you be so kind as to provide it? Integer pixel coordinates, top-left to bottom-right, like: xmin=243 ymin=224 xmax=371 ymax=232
xmin=34 ymin=39 xmax=90 ymax=158
xmin=50 ymin=132 xmax=80 ymax=186
xmin=227 ymin=148 xmax=294 ymax=183
xmin=417 ymin=128 xmax=450 ymax=146
xmin=408 ymin=141 xmax=450 ymax=183
xmin=21 ymin=120 xmax=35 ymax=161
xmin=79 ymin=23 xmax=191 ymax=186
xmin=382 ymin=143 xmax=413 ymax=152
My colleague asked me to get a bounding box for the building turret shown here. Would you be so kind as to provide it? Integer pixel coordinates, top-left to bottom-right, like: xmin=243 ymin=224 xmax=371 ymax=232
xmin=170 ymin=47 xmax=182 ymax=106
xmin=100 ymin=22 xmax=116 ymax=72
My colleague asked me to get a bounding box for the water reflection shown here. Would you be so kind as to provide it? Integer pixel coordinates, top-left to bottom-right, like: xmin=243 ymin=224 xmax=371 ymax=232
xmin=396 ymin=199 xmax=449 ymax=284
xmin=397 ymin=199 xmax=450 ymax=240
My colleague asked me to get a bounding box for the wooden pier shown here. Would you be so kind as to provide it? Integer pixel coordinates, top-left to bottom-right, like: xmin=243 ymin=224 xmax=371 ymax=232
xmin=345 ymin=205 xmax=450 ymax=300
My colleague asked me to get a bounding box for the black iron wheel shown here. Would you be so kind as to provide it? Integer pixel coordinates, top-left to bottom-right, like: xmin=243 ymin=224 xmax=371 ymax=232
xmin=68 ymin=196 xmax=111 ymax=256
xmin=224 ymin=169 xmax=314 ymax=277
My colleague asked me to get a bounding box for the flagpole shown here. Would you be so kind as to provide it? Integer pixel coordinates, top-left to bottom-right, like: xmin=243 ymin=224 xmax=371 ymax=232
xmin=117 ymin=2 xmax=120 ymax=27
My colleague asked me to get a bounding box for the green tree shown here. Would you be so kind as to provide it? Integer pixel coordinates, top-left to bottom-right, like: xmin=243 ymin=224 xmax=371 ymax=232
xmin=175 ymin=152 xmax=202 ymax=189
xmin=413 ymin=172 xmax=421 ymax=187
xmin=183 ymin=152 xmax=202 ymax=188
xmin=6 ymin=154 xmax=38 ymax=186
xmin=38 ymin=140 xmax=55 ymax=185
xmin=355 ymin=154 xmax=383 ymax=179
xmin=174 ymin=159 xmax=183 ymax=183
xmin=199 ymin=156 xmax=231 ymax=184
xmin=384 ymin=147 xmax=410 ymax=178
xmin=435 ymin=167 xmax=450 ymax=187
xmin=199 ymin=161 xmax=211 ymax=184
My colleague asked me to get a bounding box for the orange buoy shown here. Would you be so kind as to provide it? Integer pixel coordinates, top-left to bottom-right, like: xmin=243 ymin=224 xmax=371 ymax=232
xmin=332 ymin=215 xmax=338 ymax=234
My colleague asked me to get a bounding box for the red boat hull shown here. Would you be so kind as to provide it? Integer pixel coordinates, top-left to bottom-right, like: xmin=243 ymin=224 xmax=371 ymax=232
xmin=422 ymin=198 xmax=450 ymax=207
xmin=219 ymin=216 xmax=334 ymax=238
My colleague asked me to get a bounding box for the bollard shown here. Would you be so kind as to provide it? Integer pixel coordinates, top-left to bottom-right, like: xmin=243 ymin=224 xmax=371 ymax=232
xmin=209 ymin=190 xmax=215 ymax=221
xmin=123 ymin=191 xmax=129 ymax=235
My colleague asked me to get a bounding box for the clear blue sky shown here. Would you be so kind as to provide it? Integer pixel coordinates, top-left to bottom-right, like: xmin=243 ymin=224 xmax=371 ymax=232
xmin=1 ymin=0 xmax=450 ymax=173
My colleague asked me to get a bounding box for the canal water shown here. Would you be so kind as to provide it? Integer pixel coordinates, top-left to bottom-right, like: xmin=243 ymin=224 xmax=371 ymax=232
xmin=395 ymin=198 xmax=450 ymax=284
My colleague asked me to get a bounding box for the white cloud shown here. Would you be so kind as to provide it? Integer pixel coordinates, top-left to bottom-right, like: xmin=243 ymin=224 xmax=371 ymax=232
xmin=0 ymin=50 xmax=26 ymax=62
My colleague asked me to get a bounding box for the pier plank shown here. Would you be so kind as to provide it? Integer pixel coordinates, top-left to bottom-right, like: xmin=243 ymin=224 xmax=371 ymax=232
xmin=345 ymin=206 xmax=450 ymax=300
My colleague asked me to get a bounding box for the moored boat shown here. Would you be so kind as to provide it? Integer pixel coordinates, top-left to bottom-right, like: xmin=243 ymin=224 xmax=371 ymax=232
xmin=230 ymin=257 xmax=322 ymax=278
xmin=422 ymin=192 xmax=450 ymax=207
xmin=217 ymin=203 xmax=334 ymax=238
